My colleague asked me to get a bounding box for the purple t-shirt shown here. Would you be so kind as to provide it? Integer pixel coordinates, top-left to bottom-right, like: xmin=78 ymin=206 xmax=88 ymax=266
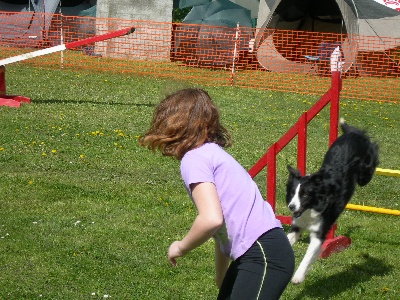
xmin=180 ymin=143 xmax=282 ymax=260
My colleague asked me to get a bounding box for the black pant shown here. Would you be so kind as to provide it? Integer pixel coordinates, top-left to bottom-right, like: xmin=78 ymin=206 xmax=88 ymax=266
xmin=218 ymin=228 xmax=294 ymax=300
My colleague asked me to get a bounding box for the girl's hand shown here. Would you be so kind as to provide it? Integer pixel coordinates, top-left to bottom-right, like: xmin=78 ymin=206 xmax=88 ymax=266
xmin=167 ymin=183 xmax=223 ymax=267
xmin=167 ymin=240 xmax=184 ymax=266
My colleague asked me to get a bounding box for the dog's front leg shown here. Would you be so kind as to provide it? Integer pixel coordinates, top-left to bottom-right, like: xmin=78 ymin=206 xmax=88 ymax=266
xmin=292 ymin=232 xmax=322 ymax=284
xmin=287 ymin=225 xmax=301 ymax=246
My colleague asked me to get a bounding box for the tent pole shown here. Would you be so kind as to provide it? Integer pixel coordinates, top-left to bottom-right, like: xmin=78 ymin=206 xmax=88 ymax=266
xmin=341 ymin=19 xmax=343 ymax=35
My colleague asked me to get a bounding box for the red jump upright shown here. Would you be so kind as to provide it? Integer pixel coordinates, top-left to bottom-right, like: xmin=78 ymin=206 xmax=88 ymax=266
xmin=248 ymin=69 xmax=351 ymax=258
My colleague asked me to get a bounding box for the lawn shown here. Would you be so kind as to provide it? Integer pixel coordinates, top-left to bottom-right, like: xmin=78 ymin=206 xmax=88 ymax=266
xmin=0 ymin=65 xmax=398 ymax=299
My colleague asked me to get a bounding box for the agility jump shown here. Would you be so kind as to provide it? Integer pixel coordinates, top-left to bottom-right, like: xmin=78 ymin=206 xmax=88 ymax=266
xmin=0 ymin=27 xmax=135 ymax=107
xmin=248 ymin=48 xmax=399 ymax=261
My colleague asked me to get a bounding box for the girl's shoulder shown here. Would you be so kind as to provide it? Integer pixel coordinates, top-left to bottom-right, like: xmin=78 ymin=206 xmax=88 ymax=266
xmin=181 ymin=143 xmax=225 ymax=167
xmin=185 ymin=143 xmax=222 ymax=157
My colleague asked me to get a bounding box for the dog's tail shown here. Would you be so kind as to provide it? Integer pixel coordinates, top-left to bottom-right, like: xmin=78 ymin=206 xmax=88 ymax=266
xmin=339 ymin=118 xmax=365 ymax=136
xmin=340 ymin=118 xmax=379 ymax=186
xmin=339 ymin=118 xmax=354 ymax=134
xmin=339 ymin=118 xmax=349 ymax=133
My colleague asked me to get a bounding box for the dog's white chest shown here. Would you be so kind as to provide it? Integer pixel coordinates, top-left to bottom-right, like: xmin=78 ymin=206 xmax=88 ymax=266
xmin=292 ymin=209 xmax=321 ymax=232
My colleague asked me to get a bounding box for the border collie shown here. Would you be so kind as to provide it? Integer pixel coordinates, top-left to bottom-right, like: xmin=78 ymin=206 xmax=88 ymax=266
xmin=286 ymin=119 xmax=378 ymax=284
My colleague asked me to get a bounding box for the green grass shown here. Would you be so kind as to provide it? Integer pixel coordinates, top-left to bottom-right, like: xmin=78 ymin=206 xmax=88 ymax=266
xmin=0 ymin=65 xmax=398 ymax=299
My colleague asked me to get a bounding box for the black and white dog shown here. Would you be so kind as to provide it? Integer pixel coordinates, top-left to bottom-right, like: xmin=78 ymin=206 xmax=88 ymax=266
xmin=286 ymin=119 xmax=378 ymax=284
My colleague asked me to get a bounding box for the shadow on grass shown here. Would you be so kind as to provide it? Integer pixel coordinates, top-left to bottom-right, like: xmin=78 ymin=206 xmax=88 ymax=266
xmin=31 ymin=99 xmax=156 ymax=107
xmin=343 ymin=224 xmax=400 ymax=247
xmin=292 ymin=256 xmax=393 ymax=299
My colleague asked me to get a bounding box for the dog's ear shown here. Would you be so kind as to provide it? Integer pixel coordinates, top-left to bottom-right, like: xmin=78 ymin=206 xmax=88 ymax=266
xmin=309 ymin=171 xmax=323 ymax=185
xmin=287 ymin=165 xmax=301 ymax=178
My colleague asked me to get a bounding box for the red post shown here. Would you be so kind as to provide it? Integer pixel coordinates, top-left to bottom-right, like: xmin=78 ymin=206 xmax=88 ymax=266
xmin=297 ymin=113 xmax=307 ymax=176
xmin=329 ymin=71 xmax=341 ymax=145
xmin=266 ymin=144 xmax=277 ymax=211
xmin=0 ymin=65 xmax=5 ymax=96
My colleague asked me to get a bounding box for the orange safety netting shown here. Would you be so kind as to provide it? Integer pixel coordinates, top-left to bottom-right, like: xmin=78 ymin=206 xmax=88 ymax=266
xmin=0 ymin=13 xmax=399 ymax=103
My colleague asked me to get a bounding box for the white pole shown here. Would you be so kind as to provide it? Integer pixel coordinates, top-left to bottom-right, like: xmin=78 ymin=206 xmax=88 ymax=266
xmin=0 ymin=45 xmax=67 ymax=66
xmin=60 ymin=0 xmax=64 ymax=68
xmin=230 ymin=22 xmax=240 ymax=86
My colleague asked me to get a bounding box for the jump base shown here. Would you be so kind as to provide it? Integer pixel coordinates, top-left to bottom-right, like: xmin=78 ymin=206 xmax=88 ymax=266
xmin=320 ymin=235 xmax=351 ymax=259
xmin=0 ymin=65 xmax=30 ymax=108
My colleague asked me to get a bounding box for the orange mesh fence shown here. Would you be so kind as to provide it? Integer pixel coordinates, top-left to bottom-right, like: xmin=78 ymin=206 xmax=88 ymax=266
xmin=0 ymin=13 xmax=399 ymax=103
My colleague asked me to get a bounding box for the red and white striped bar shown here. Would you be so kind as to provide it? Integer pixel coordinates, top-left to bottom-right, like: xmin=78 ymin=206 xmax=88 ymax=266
xmin=0 ymin=27 xmax=135 ymax=107
xmin=0 ymin=27 xmax=135 ymax=66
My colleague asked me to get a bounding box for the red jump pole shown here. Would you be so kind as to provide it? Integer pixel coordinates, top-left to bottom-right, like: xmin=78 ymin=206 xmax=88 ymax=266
xmin=0 ymin=27 xmax=135 ymax=107
xmin=297 ymin=112 xmax=307 ymax=176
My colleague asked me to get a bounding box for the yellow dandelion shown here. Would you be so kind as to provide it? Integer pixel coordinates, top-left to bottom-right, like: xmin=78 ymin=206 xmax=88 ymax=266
xmin=28 ymin=180 xmax=33 ymax=185
xmin=0 ymin=148 xmax=4 ymax=151
xmin=79 ymin=154 xmax=85 ymax=159
xmin=51 ymin=149 xmax=57 ymax=154
xmin=41 ymin=152 xmax=47 ymax=157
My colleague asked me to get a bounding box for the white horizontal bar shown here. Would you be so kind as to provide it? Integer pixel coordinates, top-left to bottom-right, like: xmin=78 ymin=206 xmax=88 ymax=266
xmin=0 ymin=44 xmax=66 ymax=66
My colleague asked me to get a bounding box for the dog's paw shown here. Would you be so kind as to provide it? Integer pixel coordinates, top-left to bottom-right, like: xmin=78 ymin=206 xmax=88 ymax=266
xmin=291 ymin=272 xmax=305 ymax=285
xmin=291 ymin=268 xmax=306 ymax=284
xmin=287 ymin=232 xmax=298 ymax=246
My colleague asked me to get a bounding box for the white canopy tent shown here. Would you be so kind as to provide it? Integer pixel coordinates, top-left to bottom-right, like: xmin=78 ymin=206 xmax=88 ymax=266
xmin=0 ymin=0 xmax=96 ymax=46
xmin=254 ymin=0 xmax=400 ymax=74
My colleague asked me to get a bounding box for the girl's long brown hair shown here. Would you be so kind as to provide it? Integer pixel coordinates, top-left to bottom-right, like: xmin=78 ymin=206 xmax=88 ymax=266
xmin=138 ymin=88 xmax=232 ymax=160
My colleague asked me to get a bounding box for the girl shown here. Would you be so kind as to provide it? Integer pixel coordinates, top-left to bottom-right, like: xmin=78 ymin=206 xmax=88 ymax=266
xmin=139 ymin=88 xmax=294 ymax=299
